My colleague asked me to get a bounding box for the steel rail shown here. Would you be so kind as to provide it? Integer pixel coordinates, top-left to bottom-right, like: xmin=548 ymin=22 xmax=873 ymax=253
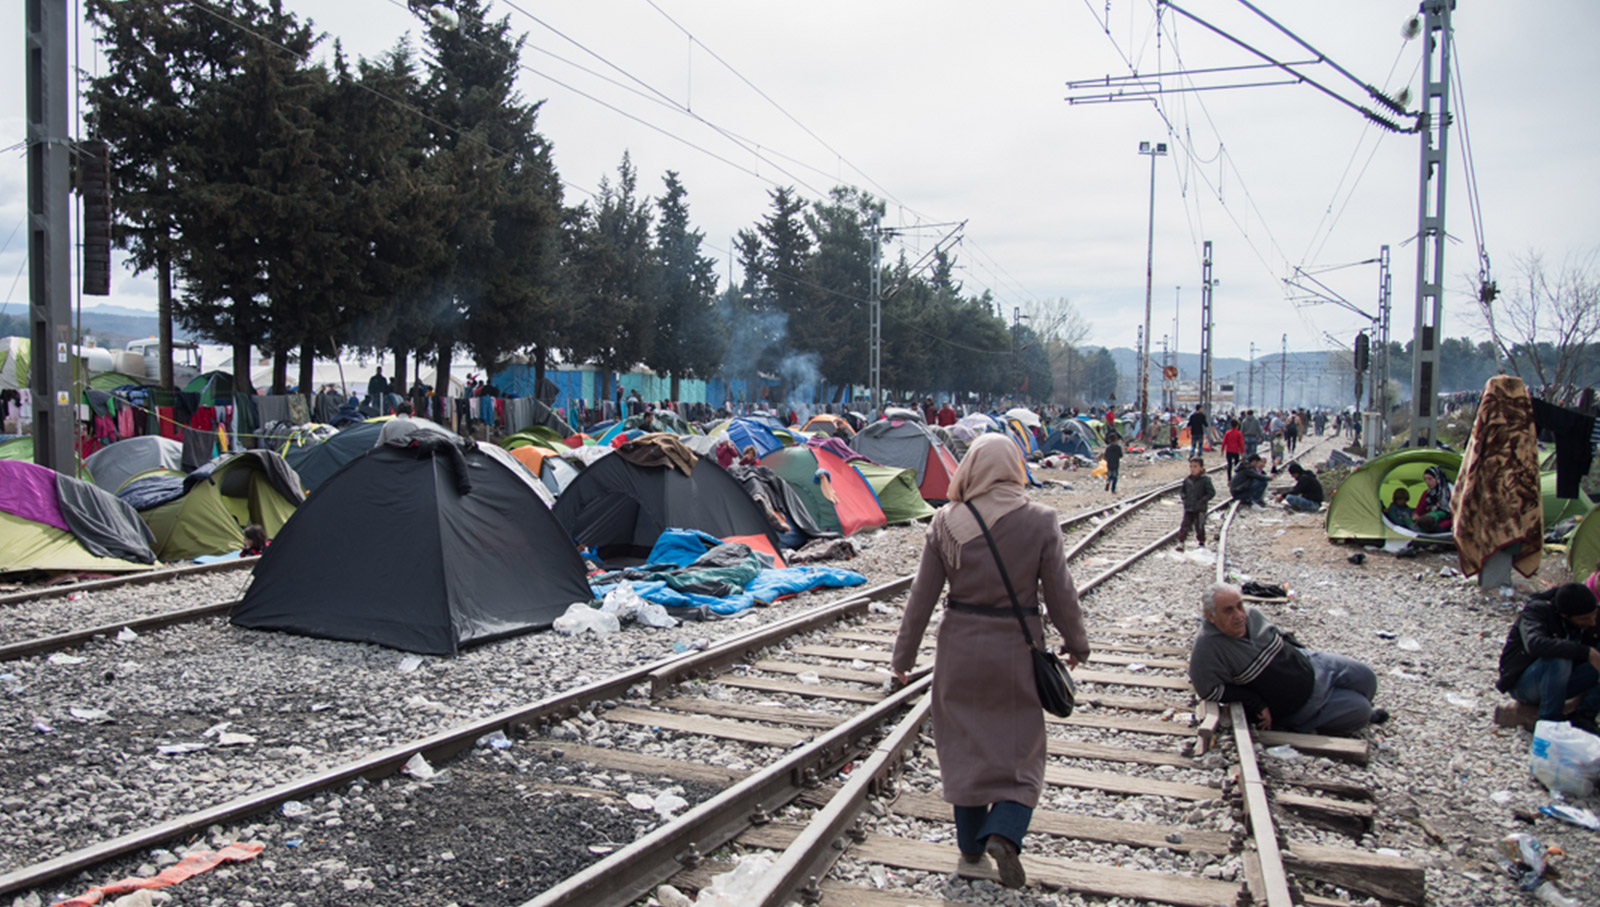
xmin=0 ymin=594 xmax=883 ymax=898
xmin=522 ymin=676 xmax=934 ymax=907
xmin=0 ymin=557 xmax=257 ymax=608
xmin=0 ymin=600 xmax=239 ymax=662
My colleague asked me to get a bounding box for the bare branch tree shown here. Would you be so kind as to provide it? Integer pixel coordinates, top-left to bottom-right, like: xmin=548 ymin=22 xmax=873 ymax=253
xmin=1480 ymin=249 xmax=1600 ymax=404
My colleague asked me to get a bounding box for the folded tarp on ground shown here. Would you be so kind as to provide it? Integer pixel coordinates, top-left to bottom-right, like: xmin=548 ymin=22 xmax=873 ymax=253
xmin=589 ymin=527 xmax=864 ymax=615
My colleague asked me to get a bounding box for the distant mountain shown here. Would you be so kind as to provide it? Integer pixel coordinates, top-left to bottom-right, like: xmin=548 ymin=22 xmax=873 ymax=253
xmin=0 ymin=303 xmax=193 ymax=348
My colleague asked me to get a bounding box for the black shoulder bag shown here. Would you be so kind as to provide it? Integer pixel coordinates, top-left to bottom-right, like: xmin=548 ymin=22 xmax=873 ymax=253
xmin=964 ymin=502 xmax=1077 ymax=718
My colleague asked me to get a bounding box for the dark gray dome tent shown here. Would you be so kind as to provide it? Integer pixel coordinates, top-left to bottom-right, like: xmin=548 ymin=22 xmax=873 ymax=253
xmin=552 ymin=452 xmax=785 ymax=565
xmin=233 ymin=438 xmax=592 ymax=655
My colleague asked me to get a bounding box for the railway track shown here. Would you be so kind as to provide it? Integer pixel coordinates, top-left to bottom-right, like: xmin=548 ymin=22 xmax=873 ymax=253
xmin=2 ymin=437 xmax=1418 ymax=907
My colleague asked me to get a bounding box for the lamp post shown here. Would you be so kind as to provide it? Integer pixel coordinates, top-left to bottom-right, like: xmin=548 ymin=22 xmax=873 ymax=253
xmin=1137 ymin=140 xmax=1167 ymax=439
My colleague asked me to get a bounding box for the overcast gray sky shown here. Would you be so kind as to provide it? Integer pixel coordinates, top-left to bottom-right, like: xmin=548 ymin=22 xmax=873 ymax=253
xmin=3 ymin=0 xmax=1596 ymax=365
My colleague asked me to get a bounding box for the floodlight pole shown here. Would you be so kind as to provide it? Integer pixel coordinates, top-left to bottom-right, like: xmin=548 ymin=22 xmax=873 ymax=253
xmin=1409 ymin=0 xmax=1454 ymax=448
xmin=26 ymin=0 xmax=74 ymax=474
xmin=869 ymin=215 xmax=882 ymax=416
xmin=1137 ymin=140 xmax=1166 ymax=438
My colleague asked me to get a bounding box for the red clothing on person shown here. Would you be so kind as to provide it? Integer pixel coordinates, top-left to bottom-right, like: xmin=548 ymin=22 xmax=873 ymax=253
xmin=937 ymin=405 xmax=957 ymax=426
xmin=1222 ymin=428 xmax=1245 ymax=455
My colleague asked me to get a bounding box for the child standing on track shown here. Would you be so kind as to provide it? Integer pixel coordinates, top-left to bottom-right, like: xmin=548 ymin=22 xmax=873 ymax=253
xmin=1103 ymin=433 xmax=1123 ymax=493
xmin=1177 ymin=457 xmax=1215 ymax=551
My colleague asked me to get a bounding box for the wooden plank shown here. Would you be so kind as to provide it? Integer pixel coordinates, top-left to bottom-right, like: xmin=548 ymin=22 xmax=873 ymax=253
xmin=1256 ymin=729 xmax=1370 ymax=765
xmin=853 ymin=835 xmax=1241 ymax=907
xmin=791 ymin=643 xmax=896 ymax=663
xmin=1275 ymin=791 xmax=1375 ymax=836
xmin=1283 ymin=840 xmax=1425 ymax=905
xmin=1072 ymin=668 xmax=1193 ymax=691
xmin=658 ymin=696 xmax=845 ymax=730
xmin=1089 ymin=652 xmax=1190 ymax=671
xmin=752 ymin=659 xmax=889 ymax=685
xmin=1078 ymin=692 xmax=1188 ymax=713
xmin=818 ymin=880 xmax=967 ymax=907
xmin=1193 ymin=700 xmax=1222 ymax=756
xmin=531 ymin=743 xmax=748 ymax=786
xmin=1052 ymin=712 xmax=1199 ymax=737
xmin=1046 ymin=737 xmax=1196 ymax=768
xmin=1044 ymin=765 xmax=1217 ymax=801
xmin=894 ymin=791 xmax=1230 ymax=855
xmin=827 ymin=630 xmax=913 ymax=646
xmin=715 ymin=675 xmax=886 ymax=704
xmin=602 ymin=706 xmax=809 ymax=747
xmin=1091 ymin=639 xmax=1191 ymax=657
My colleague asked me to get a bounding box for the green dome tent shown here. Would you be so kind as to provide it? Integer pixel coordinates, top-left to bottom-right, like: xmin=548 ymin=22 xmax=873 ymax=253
xmin=1541 ymin=472 xmax=1594 ymax=526
xmin=852 ymin=462 xmax=936 ymax=523
xmin=135 ymin=450 xmax=304 ymax=560
xmin=1325 ymin=449 xmax=1462 ymax=543
xmin=1569 ymin=515 xmax=1599 ymax=584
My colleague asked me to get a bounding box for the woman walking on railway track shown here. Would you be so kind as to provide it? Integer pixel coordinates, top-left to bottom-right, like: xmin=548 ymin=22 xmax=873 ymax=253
xmin=890 ymin=433 xmax=1091 ymax=890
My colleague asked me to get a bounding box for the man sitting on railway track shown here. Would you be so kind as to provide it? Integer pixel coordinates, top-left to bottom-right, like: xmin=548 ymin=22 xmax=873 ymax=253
xmin=1189 ymin=583 xmax=1388 ymax=735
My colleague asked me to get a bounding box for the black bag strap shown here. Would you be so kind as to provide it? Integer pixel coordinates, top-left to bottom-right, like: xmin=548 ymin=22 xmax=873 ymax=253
xmin=963 ymin=501 xmax=1043 ymax=652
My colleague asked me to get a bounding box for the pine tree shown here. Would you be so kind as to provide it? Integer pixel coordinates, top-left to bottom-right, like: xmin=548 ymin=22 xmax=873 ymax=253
xmin=648 ymin=171 xmax=724 ymax=400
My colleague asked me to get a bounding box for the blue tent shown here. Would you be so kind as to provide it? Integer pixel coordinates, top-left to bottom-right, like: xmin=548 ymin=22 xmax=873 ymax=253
xmin=719 ymin=418 xmax=786 ymax=459
xmin=1041 ymin=430 xmax=1091 ymax=459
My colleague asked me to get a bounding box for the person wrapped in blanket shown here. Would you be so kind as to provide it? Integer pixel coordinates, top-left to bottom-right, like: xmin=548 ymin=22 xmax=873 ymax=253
xmin=1413 ymin=465 xmax=1454 ymax=532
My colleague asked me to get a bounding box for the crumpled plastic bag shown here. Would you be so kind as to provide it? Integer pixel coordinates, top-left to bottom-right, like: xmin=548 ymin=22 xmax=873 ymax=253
xmin=1531 ymin=720 xmax=1600 ymax=798
xmin=552 ymin=602 xmax=621 ymax=636
xmin=598 ymin=582 xmax=677 ymax=628
xmin=693 ymin=856 xmax=773 ymax=906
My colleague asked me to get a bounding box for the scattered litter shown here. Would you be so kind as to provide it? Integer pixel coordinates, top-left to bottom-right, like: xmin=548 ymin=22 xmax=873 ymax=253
xmin=588 ymin=844 xmax=614 ymax=855
xmin=1375 ymin=630 xmax=1397 ymax=639
xmin=397 ymin=655 xmax=424 ymax=673
xmin=1498 ymin=832 xmax=1562 ymax=891
xmin=693 ymin=856 xmax=773 ymax=905
xmin=48 ymin=653 xmax=86 ymax=666
xmin=1347 ymin=553 xmax=1366 ymax=565
xmin=1126 ymin=663 xmax=1148 ymax=673
xmin=1327 ymin=607 xmax=1348 ymax=617
xmin=156 ymin=743 xmax=209 ymax=755
xmin=1539 ymin=804 xmax=1600 ymax=832
xmin=552 ymin=602 xmax=622 ymax=636
xmin=1264 ymin=745 xmax=1305 ymax=761
xmin=653 ymin=791 xmax=689 ymax=818
xmin=1491 ymin=790 xmax=1513 ymax=805
xmin=402 ymin=752 xmax=437 ymax=780
xmin=1292 ymin=548 xmax=1304 ymax=558
xmin=477 ymin=730 xmax=512 ymax=750
xmin=216 ymin=732 xmax=256 ymax=747
xmin=284 ymin=838 xmax=303 ymax=847
xmin=1388 ymin=668 xmax=1420 ymax=680
xmin=1445 ymin=693 xmax=1478 ymax=709
xmin=868 ymin=865 xmax=890 ymax=889
xmin=281 ymin=801 xmax=310 ymax=818
xmin=867 ymin=602 xmax=895 ymax=615
xmin=1396 ymin=637 xmax=1422 ymax=651
xmin=310 ymin=703 xmax=333 ymax=712
xmin=1530 ymin=721 xmax=1600 ymax=798
xmin=116 ymin=627 xmax=139 ymax=643
xmin=33 ymin=718 xmax=55 ymax=733
xmin=626 ymin=793 xmax=655 ymax=811
xmin=796 ymin=671 xmax=821 ymax=685
xmin=1375 ymin=847 xmax=1403 ymax=857
xmin=69 ymin=707 xmax=109 ymax=721
xmin=203 ymin=722 xmax=232 ymax=738
xmin=1439 ymin=565 xmax=1460 ymax=577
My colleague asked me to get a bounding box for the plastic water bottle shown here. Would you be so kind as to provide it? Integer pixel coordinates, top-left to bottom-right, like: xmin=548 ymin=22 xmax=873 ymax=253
xmin=1532 ymin=882 xmax=1578 ymax=906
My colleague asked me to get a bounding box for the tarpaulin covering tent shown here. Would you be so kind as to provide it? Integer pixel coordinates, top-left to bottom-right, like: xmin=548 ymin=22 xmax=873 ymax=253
xmin=506 ymin=444 xmax=580 ymax=496
xmin=552 ymin=453 xmax=784 ymax=565
xmin=852 ymin=462 xmax=936 ymax=523
xmin=704 ymin=417 xmax=788 ymax=459
xmin=285 ymin=419 xmax=459 ymax=492
xmin=849 ymin=416 xmax=960 ymax=502
xmin=85 ymin=436 xmax=185 ymax=493
xmin=1569 ymin=516 xmax=1599 ymax=583
xmin=136 ymin=450 xmax=304 ymax=560
xmin=0 ymin=459 xmax=157 ymax=574
xmin=760 ymin=444 xmax=886 ymax=537
xmin=233 ymin=440 xmax=592 ymax=655
xmin=800 ymin=413 xmax=856 ymax=439
xmin=1541 ymin=472 xmax=1594 ymax=526
xmin=1324 ymin=449 xmax=1462 ymax=543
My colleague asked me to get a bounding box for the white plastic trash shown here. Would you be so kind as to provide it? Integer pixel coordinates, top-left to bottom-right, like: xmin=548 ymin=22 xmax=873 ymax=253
xmin=1529 ymin=720 xmax=1600 ymax=798
xmin=635 ymin=601 xmax=677 ymax=629
xmin=552 ymin=602 xmax=621 ymax=636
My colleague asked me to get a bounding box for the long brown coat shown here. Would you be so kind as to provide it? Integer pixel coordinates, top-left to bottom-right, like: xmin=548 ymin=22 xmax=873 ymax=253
xmin=891 ymin=502 xmax=1089 ymax=807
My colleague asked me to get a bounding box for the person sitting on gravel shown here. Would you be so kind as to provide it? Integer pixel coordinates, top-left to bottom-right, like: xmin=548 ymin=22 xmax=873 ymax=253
xmin=1496 ymin=583 xmax=1600 ymax=734
xmin=1275 ymin=463 xmax=1324 ymax=512
xmin=1228 ymin=453 xmax=1269 ymax=507
xmin=1189 ymin=582 xmax=1387 ymax=735
xmin=1385 ymin=488 xmax=1417 ymax=529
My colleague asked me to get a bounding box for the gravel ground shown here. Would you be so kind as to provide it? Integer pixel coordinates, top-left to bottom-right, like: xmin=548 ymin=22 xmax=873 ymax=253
xmin=25 ymin=437 xmax=1597 ymax=906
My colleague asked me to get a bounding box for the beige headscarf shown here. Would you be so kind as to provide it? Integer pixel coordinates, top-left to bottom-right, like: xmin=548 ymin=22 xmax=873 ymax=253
xmin=933 ymin=433 xmax=1030 ymax=569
